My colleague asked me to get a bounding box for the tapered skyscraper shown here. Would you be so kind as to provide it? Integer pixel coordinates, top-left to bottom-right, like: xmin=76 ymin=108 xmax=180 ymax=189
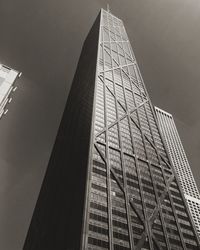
xmin=24 ymin=9 xmax=200 ymax=250
xmin=155 ymin=107 xmax=200 ymax=237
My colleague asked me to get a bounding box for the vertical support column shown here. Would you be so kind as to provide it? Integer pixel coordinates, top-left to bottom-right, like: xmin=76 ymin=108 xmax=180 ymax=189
xmin=103 ymin=11 xmax=114 ymax=250
xmin=132 ymin=105 xmax=154 ymax=250
xmin=109 ymin=13 xmax=134 ymax=250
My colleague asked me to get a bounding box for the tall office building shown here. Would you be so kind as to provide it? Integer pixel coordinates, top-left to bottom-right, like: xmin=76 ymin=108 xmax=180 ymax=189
xmin=24 ymin=9 xmax=200 ymax=250
xmin=0 ymin=64 xmax=21 ymax=118
xmin=155 ymin=107 xmax=200 ymax=237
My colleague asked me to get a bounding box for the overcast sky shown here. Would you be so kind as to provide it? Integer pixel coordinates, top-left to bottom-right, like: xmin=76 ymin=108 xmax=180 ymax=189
xmin=0 ymin=0 xmax=200 ymax=249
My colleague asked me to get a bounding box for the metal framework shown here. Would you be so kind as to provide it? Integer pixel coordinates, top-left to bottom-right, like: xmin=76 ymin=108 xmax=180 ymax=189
xmin=82 ymin=9 xmax=200 ymax=250
xmin=155 ymin=107 xmax=200 ymax=237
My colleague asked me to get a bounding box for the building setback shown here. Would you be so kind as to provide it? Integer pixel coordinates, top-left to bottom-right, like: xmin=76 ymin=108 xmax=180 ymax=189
xmin=0 ymin=64 xmax=21 ymax=118
xmin=23 ymin=9 xmax=200 ymax=250
xmin=155 ymin=107 xmax=200 ymax=237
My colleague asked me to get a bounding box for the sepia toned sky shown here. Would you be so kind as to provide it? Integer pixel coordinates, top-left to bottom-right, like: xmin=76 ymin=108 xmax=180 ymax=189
xmin=0 ymin=0 xmax=200 ymax=249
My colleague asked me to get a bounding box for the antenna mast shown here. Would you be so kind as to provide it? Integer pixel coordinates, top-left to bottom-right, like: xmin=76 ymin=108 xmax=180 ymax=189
xmin=107 ymin=4 xmax=110 ymax=13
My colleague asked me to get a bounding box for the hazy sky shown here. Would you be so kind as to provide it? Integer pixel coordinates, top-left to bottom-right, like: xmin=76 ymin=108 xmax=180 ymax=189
xmin=0 ymin=0 xmax=200 ymax=249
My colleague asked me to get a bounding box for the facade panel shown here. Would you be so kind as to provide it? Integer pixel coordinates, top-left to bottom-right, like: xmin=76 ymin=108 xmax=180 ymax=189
xmin=155 ymin=107 xmax=200 ymax=237
xmin=23 ymin=13 xmax=101 ymax=250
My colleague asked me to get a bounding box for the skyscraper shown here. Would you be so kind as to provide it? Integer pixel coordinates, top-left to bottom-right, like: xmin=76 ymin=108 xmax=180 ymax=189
xmin=0 ymin=64 xmax=21 ymax=118
xmin=24 ymin=9 xmax=200 ymax=250
xmin=155 ymin=107 xmax=200 ymax=237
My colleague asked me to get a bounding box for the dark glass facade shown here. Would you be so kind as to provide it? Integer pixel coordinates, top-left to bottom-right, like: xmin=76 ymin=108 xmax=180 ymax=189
xmin=24 ymin=9 xmax=200 ymax=250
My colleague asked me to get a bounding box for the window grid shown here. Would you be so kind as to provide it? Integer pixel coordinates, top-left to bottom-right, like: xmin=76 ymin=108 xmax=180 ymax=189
xmin=83 ymin=9 xmax=200 ymax=250
xmin=155 ymin=107 xmax=200 ymax=239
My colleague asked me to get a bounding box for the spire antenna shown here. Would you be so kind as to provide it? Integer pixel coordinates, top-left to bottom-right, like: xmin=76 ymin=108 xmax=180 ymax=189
xmin=107 ymin=4 xmax=110 ymax=13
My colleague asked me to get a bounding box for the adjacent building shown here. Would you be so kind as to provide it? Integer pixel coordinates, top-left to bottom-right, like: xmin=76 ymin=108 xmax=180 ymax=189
xmin=24 ymin=9 xmax=200 ymax=250
xmin=0 ymin=64 xmax=21 ymax=118
xmin=155 ymin=107 xmax=200 ymax=237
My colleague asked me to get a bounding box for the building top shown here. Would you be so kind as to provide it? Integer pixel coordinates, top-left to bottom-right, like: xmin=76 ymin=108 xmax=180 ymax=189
xmin=155 ymin=106 xmax=172 ymax=117
xmin=0 ymin=64 xmax=21 ymax=118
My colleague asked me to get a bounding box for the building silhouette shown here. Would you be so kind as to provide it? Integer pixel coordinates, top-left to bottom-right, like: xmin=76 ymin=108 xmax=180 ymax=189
xmin=24 ymin=9 xmax=200 ymax=250
xmin=155 ymin=107 xmax=200 ymax=237
xmin=0 ymin=64 xmax=21 ymax=118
